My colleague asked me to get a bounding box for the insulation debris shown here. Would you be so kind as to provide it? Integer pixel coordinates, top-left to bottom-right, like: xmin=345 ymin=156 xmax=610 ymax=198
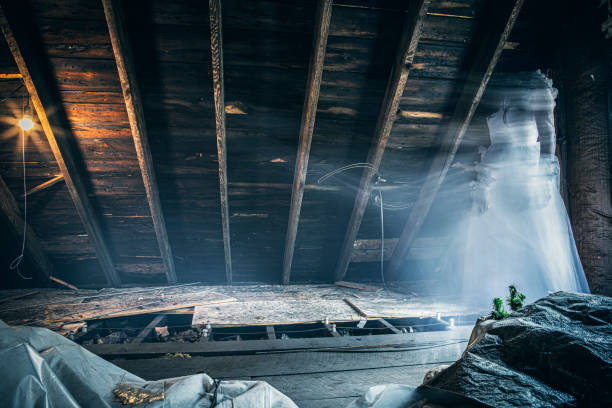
xmin=113 ymin=384 xmax=164 ymax=405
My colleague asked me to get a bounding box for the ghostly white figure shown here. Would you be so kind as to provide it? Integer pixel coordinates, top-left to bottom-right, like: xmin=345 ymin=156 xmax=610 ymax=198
xmin=458 ymin=71 xmax=589 ymax=306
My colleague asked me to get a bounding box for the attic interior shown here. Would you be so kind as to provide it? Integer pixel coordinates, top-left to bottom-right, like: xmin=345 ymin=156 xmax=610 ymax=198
xmin=0 ymin=0 xmax=611 ymax=407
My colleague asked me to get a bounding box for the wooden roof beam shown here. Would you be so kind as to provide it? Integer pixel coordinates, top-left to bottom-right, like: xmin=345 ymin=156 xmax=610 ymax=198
xmin=0 ymin=1 xmax=121 ymax=286
xmin=282 ymin=0 xmax=333 ymax=284
xmin=209 ymin=0 xmax=232 ymax=284
xmin=333 ymin=0 xmax=430 ymax=282
xmin=0 ymin=175 xmax=53 ymax=280
xmin=388 ymin=0 xmax=524 ymax=276
xmin=102 ymin=0 xmax=177 ymax=284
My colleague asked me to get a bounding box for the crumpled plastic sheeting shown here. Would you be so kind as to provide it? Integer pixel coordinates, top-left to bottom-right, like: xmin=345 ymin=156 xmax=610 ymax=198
xmin=346 ymin=292 xmax=611 ymax=408
xmin=345 ymin=384 xmax=487 ymax=408
xmin=428 ymin=292 xmax=612 ymax=407
xmin=0 ymin=320 xmax=297 ymax=408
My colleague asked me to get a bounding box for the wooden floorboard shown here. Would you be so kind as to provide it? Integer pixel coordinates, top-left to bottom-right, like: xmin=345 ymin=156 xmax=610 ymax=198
xmin=109 ymin=339 xmax=465 ymax=379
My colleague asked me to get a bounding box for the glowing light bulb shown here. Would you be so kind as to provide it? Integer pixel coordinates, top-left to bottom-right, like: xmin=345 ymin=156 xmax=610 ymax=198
xmin=18 ymin=116 xmax=34 ymax=131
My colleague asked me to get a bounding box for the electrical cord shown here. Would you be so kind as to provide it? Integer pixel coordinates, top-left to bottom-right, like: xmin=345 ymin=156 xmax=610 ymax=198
xmin=9 ymin=97 xmax=32 ymax=280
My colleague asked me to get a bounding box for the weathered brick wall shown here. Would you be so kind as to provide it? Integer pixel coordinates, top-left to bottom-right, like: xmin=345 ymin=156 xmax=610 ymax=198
xmin=564 ymin=5 xmax=612 ymax=296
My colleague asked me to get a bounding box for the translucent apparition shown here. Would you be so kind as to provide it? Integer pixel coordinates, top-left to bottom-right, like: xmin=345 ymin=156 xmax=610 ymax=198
xmin=418 ymin=71 xmax=590 ymax=308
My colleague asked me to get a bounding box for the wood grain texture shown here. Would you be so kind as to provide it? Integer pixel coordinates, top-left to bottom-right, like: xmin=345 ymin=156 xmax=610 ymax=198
xmin=282 ymin=0 xmax=333 ymax=284
xmin=388 ymin=0 xmax=525 ymax=277
xmin=102 ymin=0 xmax=177 ymax=284
xmin=209 ymin=0 xmax=232 ymax=284
xmin=333 ymin=0 xmax=431 ymax=281
xmin=0 ymin=174 xmax=53 ymax=279
xmin=0 ymin=1 xmax=121 ymax=286
xmin=23 ymin=174 xmax=63 ymax=197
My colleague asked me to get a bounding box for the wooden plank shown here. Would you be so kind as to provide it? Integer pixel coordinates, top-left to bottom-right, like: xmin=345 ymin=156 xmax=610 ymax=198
xmin=0 ymin=175 xmax=53 ymax=279
xmin=379 ymin=318 xmax=402 ymax=334
xmin=0 ymin=290 xmax=38 ymax=304
xmin=333 ymin=0 xmax=430 ymax=281
xmin=0 ymin=1 xmax=121 ymax=286
xmin=132 ymin=314 xmax=167 ymax=344
xmin=49 ymin=276 xmax=78 ymax=291
xmin=85 ymin=326 xmax=471 ymax=358
xmin=266 ymin=325 xmax=276 ymax=340
xmin=335 ymin=281 xmax=381 ymax=292
xmin=102 ymin=0 xmax=177 ymax=284
xmin=344 ymin=297 xmax=369 ymax=318
xmin=282 ymin=0 xmax=333 ymax=284
xmin=0 ymin=73 xmax=21 ymax=79
xmin=209 ymin=0 xmax=232 ymax=284
xmin=388 ymin=0 xmax=525 ymax=276
xmin=109 ymin=343 xmax=466 ymax=380
xmin=22 ymin=174 xmax=63 ymax=197
xmin=81 ymin=297 xmax=236 ymax=321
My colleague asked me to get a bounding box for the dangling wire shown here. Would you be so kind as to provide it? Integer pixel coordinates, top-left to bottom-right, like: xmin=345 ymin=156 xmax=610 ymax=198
xmin=378 ymin=189 xmax=387 ymax=289
xmin=9 ymin=92 xmax=32 ymax=279
xmin=317 ymin=162 xmax=375 ymax=184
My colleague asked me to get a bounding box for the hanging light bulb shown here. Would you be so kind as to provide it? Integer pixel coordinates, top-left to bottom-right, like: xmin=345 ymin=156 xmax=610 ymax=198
xmin=18 ymin=115 xmax=34 ymax=131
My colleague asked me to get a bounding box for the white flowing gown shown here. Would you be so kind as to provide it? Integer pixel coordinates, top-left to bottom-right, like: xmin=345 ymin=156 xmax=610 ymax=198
xmin=458 ymin=97 xmax=589 ymax=307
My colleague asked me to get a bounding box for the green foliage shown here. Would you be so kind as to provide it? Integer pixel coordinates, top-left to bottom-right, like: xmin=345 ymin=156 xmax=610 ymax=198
xmin=508 ymin=284 xmax=526 ymax=311
xmin=491 ymin=297 xmax=509 ymax=320
xmin=490 ymin=285 xmax=527 ymax=319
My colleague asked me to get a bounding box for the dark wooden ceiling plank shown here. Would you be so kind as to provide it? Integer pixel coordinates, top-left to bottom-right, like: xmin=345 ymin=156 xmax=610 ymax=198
xmin=0 ymin=1 xmax=121 ymax=286
xmin=333 ymin=0 xmax=430 ymax=282
xmin=282 ymin=0 xmax=333 ymax=284
xmin=102 ymin=0 xmax=177 ymax=285
xmin=0 ymin=174 xmax=53 ymax=279
xmin=388 ymin=0 xmax=525 ymax=276
xmin=209 ymin=0 xmax=232 ymax=285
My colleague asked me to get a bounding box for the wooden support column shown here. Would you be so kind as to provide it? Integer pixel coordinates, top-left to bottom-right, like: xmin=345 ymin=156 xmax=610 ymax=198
xmin=282 ymin=0 xmax=333 ymax=284
xmin=333 ymin=0 xmax=430 ymax=282
xmin=0 ymin=175 xmax=53 ymax=279
xmin=208 ymin=0 xmax=232 ymax=284
xmin=0 ymin=1 xmax=121 ymax=286
xmin=102 ymin=0 xmax=177 ymax=284
xmin=387 ymin=0 xmax=524 ymax=277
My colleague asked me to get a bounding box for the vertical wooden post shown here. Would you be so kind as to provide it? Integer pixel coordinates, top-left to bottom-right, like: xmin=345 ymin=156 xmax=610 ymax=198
xmin=209 ymin=0 xmax=233 ymax=284
xmin=282 ymin=0 xmax=333 ymax=284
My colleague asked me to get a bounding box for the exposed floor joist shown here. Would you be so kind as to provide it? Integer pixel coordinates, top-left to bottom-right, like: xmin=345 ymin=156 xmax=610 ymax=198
xmin=282 ymin=0 xmax=333 ymax=284
xmin=209 ymin=0 xmax=232 ymax=284
xmin=0 ymin=1 xmax=121 ymax=286
xmin=333 ymin=0 xmax=431 ymax=282
xmin=132 ymin=315 xmax=167 ymax=344
xmin=102 ymin=0 xmax=177 ymax=284
xmin=388 ymin=0 xmax=525 ymax=276
xmin=0 ymin=175 xmax=53 ymax=279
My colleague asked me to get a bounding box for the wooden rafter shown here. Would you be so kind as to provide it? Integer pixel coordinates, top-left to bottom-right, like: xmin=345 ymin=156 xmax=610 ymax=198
xmin=0 ymin=1 xmax=121 ymax=286
xmin=333 ymin=0 xmax=430 ymax=282
xmin=0 ymin=175 xmax=53 ymax=279
xmin=388 ymin=0 xmax=525 ymax=276
xmin=282 ymin=0 xmax=333 ymax=284
xmin=102 ymin=0 xmax=177 ymax=284
xmin=209 ymin=0 xmax=233 ymax=284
